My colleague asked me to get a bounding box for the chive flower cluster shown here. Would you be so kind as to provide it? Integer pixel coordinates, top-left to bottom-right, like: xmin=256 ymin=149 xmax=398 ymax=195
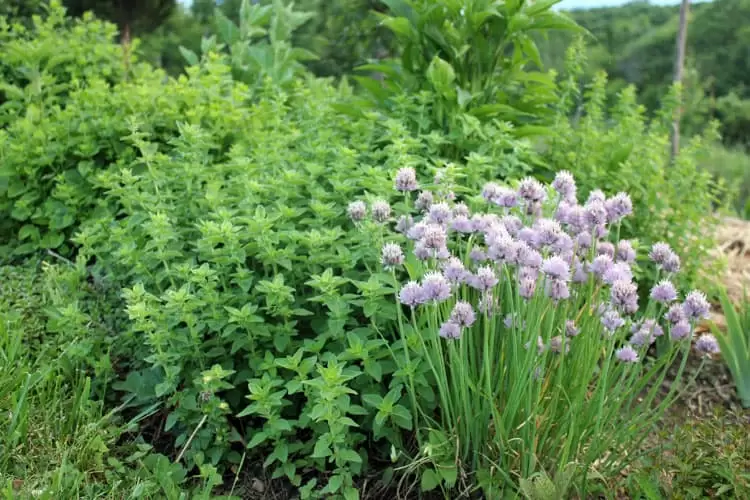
xmin=350 ymin=171 xmax=718 ymax=362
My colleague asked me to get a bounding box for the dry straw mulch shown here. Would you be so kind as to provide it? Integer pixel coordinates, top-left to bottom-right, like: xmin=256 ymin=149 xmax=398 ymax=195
xmin=713 ymin=216 xmax=750 ymax=301
xmin=692 ymin=216 xmax=750 ymax=335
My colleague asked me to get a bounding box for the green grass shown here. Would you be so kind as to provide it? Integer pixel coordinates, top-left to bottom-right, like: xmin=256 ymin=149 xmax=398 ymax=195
xmin=0 ymin=310 xmax=125 ymax=498
xmin=0 ymin=263 xmax=224 ymax=499
xmin=629 ymin=408 xmax=750 ymax=499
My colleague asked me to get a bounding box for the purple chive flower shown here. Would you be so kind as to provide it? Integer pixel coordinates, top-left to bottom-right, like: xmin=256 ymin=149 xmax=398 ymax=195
xmin=442 ymin=257 xmax=467 ymax=285
xmin=453 ymin=202 xmax=470 ymax=218
xmin=542 ymin=256 xmax=571 ymax=281
xmin=565 ymin=320 xmax=580 ymax=337
xmin=616 ymin=345 xmax=639 ymax=363
xmin=527 ymin=204 xmax=543 ymax=221
xmin=534 ymin=219 xmax=563 ymax=247
xmin=566 ymin=205 xmax=587 ymax=234
xmin=519 ymin=277 xmax=537 ymax=299
xmin=478 ymin=293 xmax=496 ymax=316
xmin=394 ymin=167 xmax=418 ymax=192
xmin=650 ymin=280 xmax=677 ymax=303
xmin=603 ymin=262 xmax=633 ymax=285
xmin=381 ymin=243 xmax=404 ymax=268
xmin=552 ymin=170 xmax=577 ymax=202
xmin=471 ymin=213 xmax=492 ymax=233
xmin=421 ymin=224 xmax=447 ymax=250
xmin=546 ymin=279 xmax=570 ymax=301
xmin=421 ymin=272 xmax=452 ymax=303
xmin=482 ymin=183 xmax=501 ymax=203
xmin=492 ymin=187 xmax=519 ymax=208
xmin=630 ymin=330 xmax=654 ymax=347
xmin=371 ymin=200 xmax=391 ymax=222
xmin=471 ymin=266 xmax=499 ymax=292
xmin=439 ymin=321 xmax=462 ymax=339
xmin=639 ymin=319 xmax=664 ymax=338
xmin=415 ymin=191 xmax=433 ymax=211
xmin=407 ymin=222 xmax=427 ymax=240
xmin=605 ymin=192 xmax=633 ymax=223
xmin=695 ymin=334 xmax=720 ymax=354
xmin=525 ymin=336 xmax=546 ymax=355
xmin=610 ymin=280 xmax=639 ymax=314
xmin=683 ymin=290 xmax=710 ymax=321
xmin=347 ymin=201 xmax=366 ymax=222
xmin=601 ymin=309 xmax=625 ymax=333
xmin=552 ymin=233 xmax=574 ymax=255
xmin=500 ymin=215 xmax=523 ymax=236
xmin=573 ymin=259 xmax=588 ymax=283
xmin=435 ymin=246 xmax=451 ymax=260
xmin=519 ymin=266 xmax=539 ymax=281
xmin=550 ymin=336 xmax=569 ymax=354
xmin=589 ymin=254 xmax=614 ymax=278
xmin=395 ymin=215 xmax=414 ymax=234
xmin=399 ymin=281 xmax=424 ymax=307
xmin=516 ymin=243 xmax=542 ymax=269
xmin=616 ymin=240 xmax=636 ymax=263
xmin=450 ymin=301 xmax=476 ymax=327
xmin=427 ymin=202 xmax=452 ymax=225
xmin=518 ymin=177 xmax=547 ymax=204
xmin=488 ymin=236 xmax=519 ymax=264
xmin=469 ymin=246 xmax=488 ymax=263
xmin=584 ymin=200 xmax=608 ymax=228
xmin=649 ymin=242 xmax=673 ymax=265
xmin=555 ymin=202 xmax=573 ymax=225
xmin=586 ymin=190 xmax=606 ymax=204
xmin=576 ymin=231 xmax=592 ymax=251
xmin=413 ymin=242 xmax=431 ymax=260
xmin=518 ymin=227 xmax=539 ymax=248
xmin=670 ymin=320 xmax=691 ymax=340
xmin=451 ymin=215 xmax=473 ymax=233
xmin=597 ymin=242 xmax=615 ymax=258
xmin=665 ymin=303 xmax=686 ymax=324
xmin=484 ymin=224 xmax=511 ymax=246
xmin=663 ymin=253 xmax=681 ymax=273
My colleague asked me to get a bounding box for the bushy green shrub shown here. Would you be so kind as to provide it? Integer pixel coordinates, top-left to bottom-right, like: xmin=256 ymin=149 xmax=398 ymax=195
xmin=0 ymin=3 xmax=295 ymax=258
xmin=0 ymin=2 xmax=126 ymax=116
xmin=0 ymin=3 xmax=130 ymax=257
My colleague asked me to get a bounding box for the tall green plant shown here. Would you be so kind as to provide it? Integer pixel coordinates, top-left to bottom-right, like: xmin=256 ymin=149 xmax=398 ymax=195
xmin=348 ymin=0 xmax=580 ymax=153
xmin=712 ymin=288 xmax=750 ymax=408
xmin=180 ymin=0 xmax=318 ymax=87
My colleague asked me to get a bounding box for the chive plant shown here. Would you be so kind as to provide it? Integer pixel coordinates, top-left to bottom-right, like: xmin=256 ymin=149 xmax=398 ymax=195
xmin=351 ymin=169 xmax=717 ymax=495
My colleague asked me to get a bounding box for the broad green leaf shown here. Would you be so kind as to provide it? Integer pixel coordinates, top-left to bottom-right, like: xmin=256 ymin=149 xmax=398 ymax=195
xmin=179 ymin=46 xmax=199 ymax=66
xmin=420 ymin=468 xmax=440 ymax=491
xmin=426 ymin=56 xmax=456 ymax=94
xmin=215 ymin=9 xmax=240 ymax=46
